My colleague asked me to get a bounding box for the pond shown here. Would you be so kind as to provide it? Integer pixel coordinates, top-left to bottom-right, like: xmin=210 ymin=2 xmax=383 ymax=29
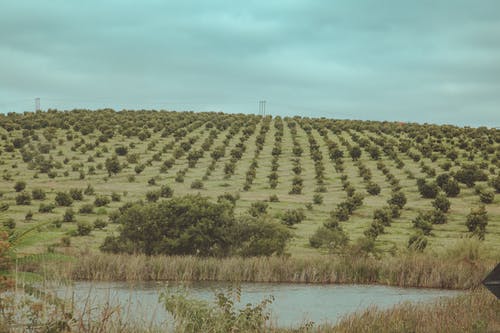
xmin=54 ymin=281 xmax=462 ymax=328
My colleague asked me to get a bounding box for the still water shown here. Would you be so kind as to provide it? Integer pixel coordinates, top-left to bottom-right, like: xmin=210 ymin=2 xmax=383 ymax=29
xmin=54 ymin=281 xmax=462 ymax=327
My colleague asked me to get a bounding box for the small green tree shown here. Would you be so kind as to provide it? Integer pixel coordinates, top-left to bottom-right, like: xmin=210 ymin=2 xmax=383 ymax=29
xmin=105 ymin=154 xmax=121 ymax=176
xmin=465 ymin=206 xmax=488 ymax=240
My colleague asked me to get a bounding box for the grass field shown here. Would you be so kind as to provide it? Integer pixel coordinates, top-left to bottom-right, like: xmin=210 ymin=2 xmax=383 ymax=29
xmin=0 ymin=110 xmax=499 ymax=258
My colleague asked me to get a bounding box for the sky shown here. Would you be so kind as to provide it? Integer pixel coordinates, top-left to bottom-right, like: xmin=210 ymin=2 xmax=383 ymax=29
xmin=0 ymin=1 xmax=499 ymax=127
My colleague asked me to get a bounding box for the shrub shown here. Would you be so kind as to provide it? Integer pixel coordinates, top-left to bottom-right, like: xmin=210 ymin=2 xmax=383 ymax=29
xmin=83 ymin=184 xmax=95 ymax=195
xmin=25 ymin=210 xmax=33 ymax=221
xmin=93 ymin=218 xmax=108 ymax=229
xmin=115 ymin=145 xmax=128 ymax=156
xmin=432 ymin=194 xmax=451 ymax=213
xmin=412 ymin=212 xmax=433 ymax=235
xmin=442 ymin=179 xmax=461 ymax=197
xmin=14 ymin=181 xmax=26 ymax=192
xmin=76 ymin=221 xmax=93 ymax=236
xmin=408 ymin=231 xmax=428 ymax=252
xmin=2 ymin=219 xmax=15 ymax=229
xmin=417 ymin=179 xmax=439 ymax=199
xmin=234 ymin=216 xmax=291 ymax=257
xmin=134 ymin=164 xmax=145 ymax=174
xmin=388 ymin=191 xmax=406 ymax=209
xmin=268 ymin=194 xmax=279 ymax=202
xmin=105 ymin=155 xmax=121 ymax=176
xmin=191 ymin=179 xmax=204 ymax=189
xmin=281 ymin=208 xmax=306 ymax=226
xmin=465 ymin=206 xmax=488 ymax=240
xmin=55 ymin=192 xmax=73 ymax=206
xmin=94 ymin=195 xmax=110 ymax=207
xmin=16 ymin=192 xmax=32 ymax=205
xmin=79 ymin=203 xmax=94 ymax=214
xmin=111 ymin=192 xmax=121 ymax=202
xmin=491 ymin=175 xmax=500 ymax=193
xmin=309 ymin=226 xmax=348 ymax=251
xmin=69 ymin=188 xmax=84 ymax=201
xmin=312 ymin=193 xmax=323 ymax=205
xmin=160 ymin=185 xmax=174 ymax=198
xmin=366 ymin=182 xmax=381 ymax=195
xmin=31 ymin=188 xmax=46 ymax=200
xmin=38 ymin=203 xmax=55 ymax=213
xmin=146 ymin=190 xmax=160 ymax=202
xmin=248 ymin=201 xmax=268 ymax=217
xmin=373 ymin=208 xmax=392 ymax=226
xmin=100 ymin=195 xmax=289 ymax=257
xmin=479 ymin=190 xmax=494 ymax=204
xmin=63 ymin=208 xmax=75 ymax=222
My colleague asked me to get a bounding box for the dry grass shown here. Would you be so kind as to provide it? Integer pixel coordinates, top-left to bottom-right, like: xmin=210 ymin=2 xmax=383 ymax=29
xmin=319 ymin=290 xmax=500 ymax=333
xmin=33 ymin=251 xmax=495 ymax=290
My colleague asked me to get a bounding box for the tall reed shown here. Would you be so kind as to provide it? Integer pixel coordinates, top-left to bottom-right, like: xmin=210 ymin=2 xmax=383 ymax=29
xmin=33 ymin=252 xmax=494 ymax=290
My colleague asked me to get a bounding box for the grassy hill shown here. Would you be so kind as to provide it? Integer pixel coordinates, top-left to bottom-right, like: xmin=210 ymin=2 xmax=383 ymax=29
xmin=0 ymin=109 xmax=499 ymax=257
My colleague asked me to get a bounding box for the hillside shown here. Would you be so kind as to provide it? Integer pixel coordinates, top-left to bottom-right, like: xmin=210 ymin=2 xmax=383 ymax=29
xmin=0 ymin=110 xmax=499 ymax=256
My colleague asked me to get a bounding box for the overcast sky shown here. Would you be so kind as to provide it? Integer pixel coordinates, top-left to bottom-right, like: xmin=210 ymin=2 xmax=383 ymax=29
xmin=1 ymin=1 xmax=499 ymax=126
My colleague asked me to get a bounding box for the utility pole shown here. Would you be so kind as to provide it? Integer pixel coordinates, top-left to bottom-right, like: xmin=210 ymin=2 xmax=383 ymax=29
xmin=258 ymin=100 xmax=266 ymax=116
xmin=35 ymin=98 xmax=40 ymax=112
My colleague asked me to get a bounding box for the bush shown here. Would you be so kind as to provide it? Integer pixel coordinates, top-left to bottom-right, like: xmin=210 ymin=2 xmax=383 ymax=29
xmin=417 ymin=179 xmax=439 ymax=199
xmin=366 ymin=182 xmax=381 ymax=196
xmin=373 ymin=208 xmax=392 ymax=226
xmin=84 ymin=184 xmax=95 ymax=195
xmin=14 ymin=181 xmax=26 ymax=192
xmin=63 ymin=208 xmax=75 ymax=222
xmin=191 ymin=179 xmax=204 ymax=189
xmin=76 ymin=221 xmax=93 ymax=236
xmin=146 ymin=190 xmax=160 ymax=202
xmin=430 ymin=209 xmax=447 ymax=224
xmin=2 ymin=219 xmax=15 ymax=229
xmin=248 ymin=201 xmax=268 ymax=217
xmin=268 ymin=194 xmax=279 ymax=202
xmin=442 ymin=179 xmax=461 ymax=197
xmin=79 ymin=203 xmax=94 ymax=214
xmin=387 ymin=191 xmax=406 ymax=209
xmin=111 ymin=192 xmax=121 ymax=202
xmin=93 ymin=218 xmax=108 ymax=229
xmin=160 ymin=185 xmax=174 ymax=198
xmin=412 ymin=212 xmax=433 ymax=235
xmin=309 ymin=226 xmax=348 ymax=251
xmin=479 ymin=190 xmax=495 ymax=204
xmin=69 ymin=188 xmax=84 ymax=201
xmin=100 ymin=195 xmax=289 ymax=257
xmin=94 ymin=195 xmax=110 ymax=207
xmin=233 ymin=216 xmax=291 ymax=257
xmin=39 ymin=203 xmax=55 ymax=213
xmin=432 ymin=194 xmax=451 ymax=213
xmin=281 ymin=208 xmax=306 ymax=226
xmin=408 ymin=231 xmax=428 ymax=252
xmin=31 ymin=188 xmax=46 ymax=200
xmin=55 ymin=192 xmax=73 ymax=206
xmin=16 ymin=192 xmax=32 ymax=205
xmin=312 ymin=193 xmax=323 ymax=205
xmin=465 ymin=206 xmax=488 ymax=240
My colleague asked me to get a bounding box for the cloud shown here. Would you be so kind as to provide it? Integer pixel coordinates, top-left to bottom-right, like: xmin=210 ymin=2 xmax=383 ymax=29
xmin=0 ymin=0 xmax=499 ymax=126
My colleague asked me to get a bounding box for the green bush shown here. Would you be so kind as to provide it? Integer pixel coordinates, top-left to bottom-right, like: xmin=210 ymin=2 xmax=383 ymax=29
xmin=160 ymin=185 xmax=174 ymax=198
xmin=479 ymin=190 xmax=494 ymax=204
xmin=191 ymin=179 xmax=204 ymax=189
xmin=408 ymin=231 xmax=428 ymax=252
xmin=55 ymin=192 xmax=73 ymax=206
xmin=366 ymin=182 xmax=381 ymax=196
xmin=248 ymin=201 xmax=268 ymax=217
xmin=309 ymin=226 xmax=348 ymax=251
xmin=63 ymin=208 xmax=75 ymax=222
xmin=69 ymin=188 xmax=84 ymax=201
xmin=39 ymin=203 xmax=55 ymax=213
xmin=100 ymin=195 xmax=291 ymax=257
xmin=79 ymin=203 xmax=94 ymax=214
xmin=94 ymin=195 xmax=110 ymax=207
xmin=93 ymin=218 xmax=108 ymax=229
xmin=281 ymin=208 xmax=306 ymax=226
xmin=14 ymin=181 xmax=26 ymax=192
xmin=146 ymin=190 xmax=160 ymax=202
xmin=76 ymin=221 xmax=93 ymax=236
xmin=465 ymin=206 xmax=488 ymax=240
xmin=31 ymin=188 xmax=46 ymax=200
xmin=16 ymin=191 xmax=32 ymax=205
xmin=388 ymin=191 xmax=406 ymax=209
xmin=432 ymin=194 xmax=451 ymax=213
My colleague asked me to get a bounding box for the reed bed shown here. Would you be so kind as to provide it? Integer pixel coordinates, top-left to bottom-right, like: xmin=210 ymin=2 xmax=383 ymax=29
xmin=33 ymin=252 xmax=494 ymax=290
xmin=318 ymin=290 xmax=500 ymax=333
